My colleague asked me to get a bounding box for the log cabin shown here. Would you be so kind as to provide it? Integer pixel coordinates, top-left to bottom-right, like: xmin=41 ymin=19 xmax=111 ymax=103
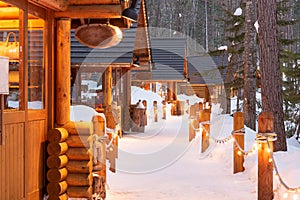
xmin=132 ymin=37 xmax=187 ymax=115
xmin=0 ymin=0 xmax=150 ymax=199
xmin=183 ymin=55 xmax=228 ymax=104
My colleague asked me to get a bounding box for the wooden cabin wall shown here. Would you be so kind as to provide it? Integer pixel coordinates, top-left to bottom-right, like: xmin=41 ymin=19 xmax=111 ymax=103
xmin=1 ymin=122 xmax=25 ymax=200
xmin=0 ymin=1 xmax=53 ymax=200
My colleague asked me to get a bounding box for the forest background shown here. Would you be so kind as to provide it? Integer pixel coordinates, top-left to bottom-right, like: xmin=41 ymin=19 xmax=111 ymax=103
xmin=146 ymin=0 xmax=300 ymax=141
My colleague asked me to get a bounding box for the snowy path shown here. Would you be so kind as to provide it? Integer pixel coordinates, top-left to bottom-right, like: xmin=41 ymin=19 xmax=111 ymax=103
xmin=106 ymin=113 xmax=258 ymax=200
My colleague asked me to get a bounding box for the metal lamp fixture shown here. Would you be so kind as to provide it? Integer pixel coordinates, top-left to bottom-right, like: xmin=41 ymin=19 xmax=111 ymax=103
xmin=131 ymin=55 xmax=140 ymax=67
xmin=122 ymin=0 xmax=138 ymax=22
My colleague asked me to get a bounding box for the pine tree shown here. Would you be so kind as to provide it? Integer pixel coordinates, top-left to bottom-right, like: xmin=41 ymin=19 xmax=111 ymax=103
xmin=257 ymin=0 xmax=287 ymax=151
xmin=218 ymin=2 xmax=246 ymax=113
xmin=243 ymin=0 xmax=257 ymax=130
xmin=277 ymin=0 xmax=300 ymax=138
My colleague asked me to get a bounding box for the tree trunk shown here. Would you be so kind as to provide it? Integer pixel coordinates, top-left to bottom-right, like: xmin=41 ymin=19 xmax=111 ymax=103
xmin=257 ymin=0 xmax=287 ymax=151
xmin=243 ymin=0 xmax=257 ymax=130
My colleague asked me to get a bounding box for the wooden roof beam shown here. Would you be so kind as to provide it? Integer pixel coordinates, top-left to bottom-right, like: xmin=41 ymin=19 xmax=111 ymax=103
xmin=68 ymin=0 xmax=120 ymax=5
xmin=0 ymin=7 xmax=38 ymax=20
xmin=29 ymin=0 xmax=68 ymax=11
xmin=54 ymin=5 xmax=122 ymax=19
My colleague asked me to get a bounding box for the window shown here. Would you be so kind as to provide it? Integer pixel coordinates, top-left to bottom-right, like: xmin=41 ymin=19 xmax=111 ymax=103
xmin=0 ymin=2 xmax=21 ymax=109
xmin=28 ymin=15 xmax=45 ymax=109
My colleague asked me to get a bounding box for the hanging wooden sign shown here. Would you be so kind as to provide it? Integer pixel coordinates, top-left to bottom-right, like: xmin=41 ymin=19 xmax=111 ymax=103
xmin=75 ymin=23 xmax=122 ymax=49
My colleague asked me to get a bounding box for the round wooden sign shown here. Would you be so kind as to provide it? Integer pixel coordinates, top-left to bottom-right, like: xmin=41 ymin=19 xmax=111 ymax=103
xmin=75 ymin=24 xmax=123 ymax=49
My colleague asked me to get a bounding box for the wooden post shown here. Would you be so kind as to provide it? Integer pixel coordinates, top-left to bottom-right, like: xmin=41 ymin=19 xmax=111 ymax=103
xmin=106 ymin=132 xmax=116 ymax=173
xmin=162 ymin=100 xmax=166 ymax=119
xmin=102 ymin=66 xmax=112 ymax=107
xmin=200 ymin=109 xmax=211 ymax=153
xmin=258 ymin=111 xmax=274 ymax=200
xmin=56 ymin=18 xmax=71 ymax=125
xmin=92 ymin=115 xmax=106 ymax=199
xmin=167 ymin=82 xmax=172 ymax=101
xmin=153 ymin=101 xmax=158 ymax=122
xmin=233 ymin=112 xmax=245 ymax=174
xmin=189 ymin=104 xmax=196 ymax=142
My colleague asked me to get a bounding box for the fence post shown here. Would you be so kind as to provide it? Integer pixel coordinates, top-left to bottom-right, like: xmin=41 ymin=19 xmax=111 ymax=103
xmin=233 ymin=112 xmax=245 ymax=174
xmin=200 ymin=109 xmax=211 ymax=153
xmin=189 ymin=104 xmax=196 ymax=141
xmin=257 ymin=111 xmax=274 ymax=200
xmin=153 ymin=101 xmax=158 ymax=122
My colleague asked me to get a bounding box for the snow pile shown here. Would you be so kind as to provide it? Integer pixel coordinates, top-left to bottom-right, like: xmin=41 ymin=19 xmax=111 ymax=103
xmin=234 ymin=7 xmax=242 ymax=16
xmin=218 ymin=45 xmax=228 ymax=51
xmin=177 ymin=93 xmax=204 ymax=105
xmin=131 ymin=86 xmax=164 ymax=111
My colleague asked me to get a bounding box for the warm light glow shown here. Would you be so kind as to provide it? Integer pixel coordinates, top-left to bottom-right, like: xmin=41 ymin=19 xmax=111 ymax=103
xmin=267 ymin=148 xmax=271 ymax=153
xmin=269 ymin=158 xmax=273 ymax=163
xmin=283 ymin=192 xmax=289 ymax=199
xmin=293 ymin=193 xmax=298 ymax=200
xmin=237 ymin=151 xmax=242 ymax=156
xmin=275 ymin=174 xmax=279 ymax=180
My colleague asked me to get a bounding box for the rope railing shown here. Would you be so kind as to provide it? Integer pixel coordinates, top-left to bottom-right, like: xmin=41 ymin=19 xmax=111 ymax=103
xmin=193 ymin=111 xmax=299 ymax=199
xmin=266 ymin=139 xmax=300 ymax=199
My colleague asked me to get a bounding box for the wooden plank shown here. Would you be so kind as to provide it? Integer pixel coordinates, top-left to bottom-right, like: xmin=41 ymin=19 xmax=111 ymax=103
xmin=29 ymin=0 xmax=68 ymax=11
xmin=26 ymin=120 xmax=47 ymax=199
xmin=54 ymin=5 xmax=122 ymax=19
xmin=56 ymin=18 xmax=71 ymax=126
xmin=4 ymin=111 xmax=25 ymax=124
xmin=1 ymin=123 xmax=25 ymax=199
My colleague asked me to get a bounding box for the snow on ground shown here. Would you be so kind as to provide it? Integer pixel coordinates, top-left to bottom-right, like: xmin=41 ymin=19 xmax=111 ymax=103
xmin=131 ymin=86 xmax=164 ymax=111
xmin=106 ymin=88 xmax=300 ymax=200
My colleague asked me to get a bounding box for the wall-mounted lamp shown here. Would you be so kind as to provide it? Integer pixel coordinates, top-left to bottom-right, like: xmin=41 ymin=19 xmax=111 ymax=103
xmin=131 ymin=55 xmax=140 ymax=67
xmin=122 ymin=0 xmax=138 ymax=22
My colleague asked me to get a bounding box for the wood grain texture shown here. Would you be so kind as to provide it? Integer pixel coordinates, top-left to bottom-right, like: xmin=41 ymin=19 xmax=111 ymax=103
xmin=233 ymin=112 xmax=245 ymax=174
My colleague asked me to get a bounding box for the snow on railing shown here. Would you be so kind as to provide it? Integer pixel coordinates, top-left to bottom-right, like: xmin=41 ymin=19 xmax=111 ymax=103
xmin=192 ymin=111 xmax=300 ymax=200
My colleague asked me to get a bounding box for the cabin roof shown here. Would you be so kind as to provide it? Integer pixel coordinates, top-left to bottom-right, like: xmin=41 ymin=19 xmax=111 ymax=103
xmin=187 ymin=55 xmax=228 ymax=85
xmin=70 ymin=0 xmax=151 ymax=67
xmin=71 ymin=28 xmax=136 ymax=65
xmin=132 ymin=37 xmax=186 ymax=82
